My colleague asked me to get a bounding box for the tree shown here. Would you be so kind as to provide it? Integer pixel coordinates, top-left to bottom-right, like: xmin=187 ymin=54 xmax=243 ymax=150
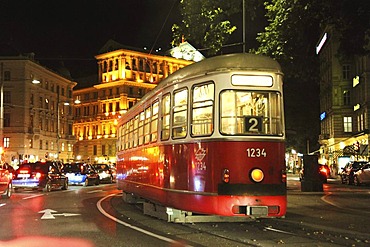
xmin=255 ymin=0 xmax=331 ymax=153
xmin=255 ymin=0 xmax=370 ymax=153
xmin=172 ymin=0 xmax=261 ymax=55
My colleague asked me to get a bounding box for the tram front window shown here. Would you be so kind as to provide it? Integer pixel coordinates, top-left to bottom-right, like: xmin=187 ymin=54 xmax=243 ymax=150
xmin=220 ymin=90 xmax=283 ymax=136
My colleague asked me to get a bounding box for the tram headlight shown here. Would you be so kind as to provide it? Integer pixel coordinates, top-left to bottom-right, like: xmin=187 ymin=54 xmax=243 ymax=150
xmin=222 ymin=168 xmax=230 ymax=183
xmin=250 ymin=168 xmax=264 ymax=183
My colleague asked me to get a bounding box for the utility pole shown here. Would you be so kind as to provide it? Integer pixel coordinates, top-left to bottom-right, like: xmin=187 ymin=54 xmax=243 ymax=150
xmin=243 ymin=0 xmax=246 ymax=53
xmin=0 ymin=63 xmax=4 ymax=150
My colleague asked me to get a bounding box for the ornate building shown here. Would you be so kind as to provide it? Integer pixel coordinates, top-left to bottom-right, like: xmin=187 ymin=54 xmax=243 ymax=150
xmin=317 ymin=25 xmax=370 ymax=172
xmin=0 ymin=46 xmax=76 ymax=166
xmin=72 ymin=40 xmax=193 ymax=164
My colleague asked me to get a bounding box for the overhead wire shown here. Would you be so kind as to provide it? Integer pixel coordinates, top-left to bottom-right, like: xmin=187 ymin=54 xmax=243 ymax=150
xmin=149 ymin=0 xmax=177 ymax=55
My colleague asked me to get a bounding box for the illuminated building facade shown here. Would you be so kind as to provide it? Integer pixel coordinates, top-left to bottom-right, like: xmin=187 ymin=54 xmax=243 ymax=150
xmin=0 ymin=50 xmax=76 ymax=167
xmin=72 ymin=40 xmax=193 ymax=164
xmin=317 ymin=25 xmax=370 ymax=172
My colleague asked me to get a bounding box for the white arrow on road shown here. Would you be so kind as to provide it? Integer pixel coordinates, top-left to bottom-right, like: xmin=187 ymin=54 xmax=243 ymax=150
xmin=38 ymin=209 xmax=80 ymax=220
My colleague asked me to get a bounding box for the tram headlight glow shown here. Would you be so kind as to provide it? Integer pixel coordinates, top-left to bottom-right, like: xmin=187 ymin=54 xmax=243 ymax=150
xmin=250 ymin=168 xmax=264 ymax=183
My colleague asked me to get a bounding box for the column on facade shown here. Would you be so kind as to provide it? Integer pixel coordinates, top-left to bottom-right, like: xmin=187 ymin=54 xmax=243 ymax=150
xmin=125 ymin=55 xmax=133 ymax=80
xmin=118 ymin=55 xmax=124 ymax=80
xmin=168 ymin=63 xmax=173 ymax=75
xmin=162 ymin=60 xmax=168 ymax=78
xmin=156 ymin=60 xmax=160 ymax=82
xmin=97 ymin=60 xmax=103 ymax=83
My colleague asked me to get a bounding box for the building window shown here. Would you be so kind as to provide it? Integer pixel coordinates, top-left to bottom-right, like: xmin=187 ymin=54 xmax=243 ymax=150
xmin=3 ymin=137 xmax=9 ymax=148
xmin=93 ymin=145 xmax=97 ymax=155
xmin=3 ymin=71 xmax=11 ymax=81
xmin=102 ymin=145 xmax=106 ymax=155
xmin=343 ymin=116 xmax=352 ymax=132
xmin=342 ymin=65 xmax=351 ymax=80
xmin=4 ymin=113 xmax=10 ymax=127
xmin=4 ymin=91 xmax=11 ymax=104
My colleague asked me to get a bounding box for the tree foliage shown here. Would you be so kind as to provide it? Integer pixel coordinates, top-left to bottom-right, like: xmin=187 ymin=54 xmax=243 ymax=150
xmin=172 ymin=0 xmax=261 ymax=55
xmin=256 ymin=0 xmax=370 ymax=153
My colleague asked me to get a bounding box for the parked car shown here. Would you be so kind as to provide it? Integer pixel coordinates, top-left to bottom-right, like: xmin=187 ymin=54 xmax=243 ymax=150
xmin=0 ymin=163 xmax=13 ymax=198
xmin=353 ymin=163 xmax=370 ymax=186
xmin=92 ymin=164 xmax=116 ymax=183
xmin=13 ymin=161 xmax=68 ymax=192
xmin=339 ymin=161 xmax=367 ymax=185
xmin=299 ymin=164 xmax=330 ymax=183
xmin=63 ymin=163 xmax=100 ymax=186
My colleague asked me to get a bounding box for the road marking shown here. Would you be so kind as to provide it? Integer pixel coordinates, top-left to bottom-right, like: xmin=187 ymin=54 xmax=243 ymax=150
xmin=23 ymin=194 xmax=44 ymax=200
xmin=97 ymin=194 xmax=192 ymax=247
xmin=0 ymin=203 xmax=6 ymax=207
xmin=264 ymin=226 xmax=295 ymax=235
xmin=38 ymin=209 xmax=81 ymax=220
xmin=87 ymin=190 xmax=104 ymax=194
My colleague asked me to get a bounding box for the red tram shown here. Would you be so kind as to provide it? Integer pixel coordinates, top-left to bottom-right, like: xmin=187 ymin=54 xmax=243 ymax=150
xmin=116 ymin=53 xmax=286 ymax=220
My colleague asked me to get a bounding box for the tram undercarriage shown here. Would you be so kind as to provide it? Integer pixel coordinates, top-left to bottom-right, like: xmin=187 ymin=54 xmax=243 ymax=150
xmin=122 ymin=191 xmax=283 ymax=223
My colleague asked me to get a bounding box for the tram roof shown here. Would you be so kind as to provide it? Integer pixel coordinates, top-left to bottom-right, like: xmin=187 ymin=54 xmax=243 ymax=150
xmin=122 ymin=53 xmax=282 ymax=119
xmin=161 ymin=53 xmax=282 ymax=86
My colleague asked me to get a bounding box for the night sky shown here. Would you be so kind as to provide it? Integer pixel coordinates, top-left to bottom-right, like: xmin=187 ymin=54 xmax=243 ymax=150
xmin=0 ymin=0 xmax=265 ymax=81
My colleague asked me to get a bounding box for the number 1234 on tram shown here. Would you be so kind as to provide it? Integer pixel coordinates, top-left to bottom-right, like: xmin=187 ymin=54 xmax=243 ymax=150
xmin=116 ymin=53 xmax=286 ymax=221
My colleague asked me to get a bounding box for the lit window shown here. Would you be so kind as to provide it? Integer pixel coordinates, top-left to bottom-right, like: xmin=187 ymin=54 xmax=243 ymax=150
xmin=3 ymin=137 xmax=10 ymax=148
xmin=343 ymin=116 xmax=352 ymax=132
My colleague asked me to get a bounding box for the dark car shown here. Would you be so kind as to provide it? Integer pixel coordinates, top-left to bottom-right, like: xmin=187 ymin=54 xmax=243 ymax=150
xmin=339 ymin=161 xmax=367 ymax=185
xmin=0 ymin=163 xmax=13 ymax=198
xmin=13 ymin=161 xmax=68 ymax=192
xmin=299 ymin=164 xmax=330 ymax=183
xmin=92 ymin=164 xmax=116 ymax=183
xmin=63 ymin=163 xmax=100 ymax=186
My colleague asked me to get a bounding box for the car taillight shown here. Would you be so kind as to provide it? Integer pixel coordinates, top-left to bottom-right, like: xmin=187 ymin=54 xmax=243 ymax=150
xmin=19 ymin=169 xmax=29 ymax=174
xmin=320 ymin=167 xmax=329 ymax=176
xmin=281 ymin=169 xmax=287 ymax=183
xmin=35 ymin=172 xmax=42 ymax=179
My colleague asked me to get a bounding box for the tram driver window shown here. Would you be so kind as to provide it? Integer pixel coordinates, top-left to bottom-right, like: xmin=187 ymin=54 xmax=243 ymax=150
xmin=220 ymin=90 xmax=283 ymax=136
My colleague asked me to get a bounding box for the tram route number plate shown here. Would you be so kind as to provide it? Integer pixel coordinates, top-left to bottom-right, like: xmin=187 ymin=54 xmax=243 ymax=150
xmin=244 ymin=116 xmax=263 ymax=132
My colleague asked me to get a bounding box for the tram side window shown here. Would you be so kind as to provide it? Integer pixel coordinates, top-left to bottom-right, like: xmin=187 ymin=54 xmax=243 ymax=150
xmin=128 ymin=120 xmax=133 ymax=148
xmin=172 ymin=88 xmax=188 ymax=139
xmin=144 ymin=107 xmax=151 ymax=144
xmin=123 ymin=123 xmax=128 ymax=150
xmin=133 ymin=116 xmax=139 ymax=147
xmin=161 ymin=94 xmax=171 ymax=140
xmin=151 ymin=101 xmax=159 ymax=142
xmin=138 ymin=112 xmax=144 ymax=146
xmin=191 ymin=82 xmax=214 ymax=136
xmin=220 ymin=90 xmax=283 ymax=136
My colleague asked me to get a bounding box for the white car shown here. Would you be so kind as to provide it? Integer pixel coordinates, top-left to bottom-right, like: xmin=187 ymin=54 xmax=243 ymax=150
xmin=354 ymin=163 xmax=370 ymax=186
